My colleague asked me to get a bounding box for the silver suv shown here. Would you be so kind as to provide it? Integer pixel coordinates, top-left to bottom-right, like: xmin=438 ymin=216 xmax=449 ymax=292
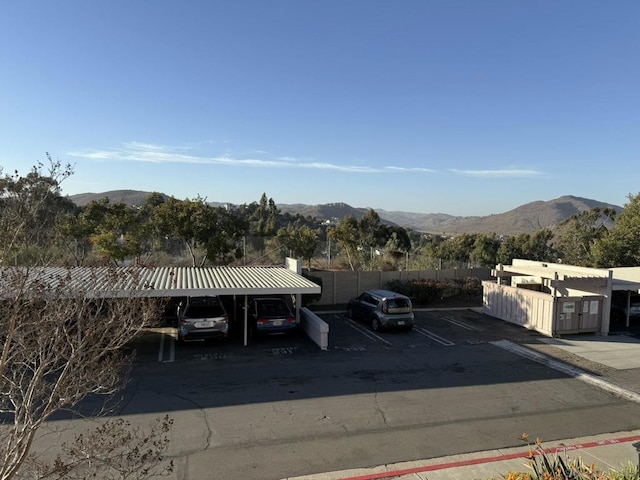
xmin=347 ymin=289 xmax=414 ymax=331
xmin=176 ymin=296 xmax=229 ymax=342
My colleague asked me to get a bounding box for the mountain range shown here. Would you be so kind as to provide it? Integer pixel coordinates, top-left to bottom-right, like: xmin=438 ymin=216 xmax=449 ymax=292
xmin=68 ymin=190 xmax=622 ymax=236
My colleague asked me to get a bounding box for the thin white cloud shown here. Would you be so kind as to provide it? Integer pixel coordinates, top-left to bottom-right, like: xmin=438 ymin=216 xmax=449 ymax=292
xmin=385 ymin=166 xmax=436 ymax=173
xmin=125 ymin=141 xmax=171 ymax=151
xmin=449 ymin=168 xmax=542 ymax=178
xmin=67 ymin=142 xmax=436 ymax=174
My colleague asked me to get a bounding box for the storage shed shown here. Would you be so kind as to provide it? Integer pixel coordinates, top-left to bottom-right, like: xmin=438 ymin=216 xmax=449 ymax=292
xmin=483 ymin=259 xmax=640 ymax=337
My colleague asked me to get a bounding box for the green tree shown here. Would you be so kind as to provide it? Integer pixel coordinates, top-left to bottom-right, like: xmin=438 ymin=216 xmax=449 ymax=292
xmin=152 ymin=197 xmax=213 ymax=267
xmin=496 ymin=229 xmax=556 ymax=264
xmin=0 ymin=156 xmax=74 ymax=266
xmin=358 ymin=209 xmax=382 ymax=248
xmin=328 ymin=215 xmax=360 ymax=271
xmin=469 ymin=233 xmax=500 ymax=267
xmin=356 ymin=209 xmax=386 ymax=269
xmin=525 ymin=228 xmax=556 ymax=261
xmin=377 ymin=226 xmax=412 ymax=269
xmin=277 ymin=224 xmax=320 ymax=269
xmin=85 ymin=200 xmax=142 ymax=265
xmin=203 ymin=206 xmax=247 ymax=265
xmin=414 ymin=234 xmax=447 ymax=269
xmin=436 ymin=234 xmax=477 ymax=266
xmin=380 ymin=225 xmax=412 ymax=253
xmin=153 ymin=197 xmax=245 ymax=266
xmin=55 ymin=208 xmax=93 ymax=266
xmin=593 ymin=193 xmax=640 ymax=267
xmin=250 ymin=193 xmax=279 ymax=236
xmin=554 ymin=207 xmax=616 ymax=266
xmin=496 ymin=234 xmax=525 ymax=264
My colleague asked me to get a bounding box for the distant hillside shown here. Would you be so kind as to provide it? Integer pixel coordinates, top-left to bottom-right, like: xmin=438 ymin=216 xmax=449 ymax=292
xmin=69 ymin=190 xmax=168 ymax=207
xmin=280 ymin=196 xmax=621 ymax=235
xmin=278 ymin=202 xmax=402 ymax=225
xmin=278 ymin=202 xmax=368 ymax=220
xmin=68 ymin=191 xmax=622 ymax=236
xmin=416 ymin=196 xmax=622 ymax=235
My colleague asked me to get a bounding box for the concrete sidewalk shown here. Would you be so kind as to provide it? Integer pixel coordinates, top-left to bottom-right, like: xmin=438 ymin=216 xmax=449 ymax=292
xmin=284 ymin=431 xmax=640 ymax=480
xmin=282 ymin=331 xmax=640 ymax=480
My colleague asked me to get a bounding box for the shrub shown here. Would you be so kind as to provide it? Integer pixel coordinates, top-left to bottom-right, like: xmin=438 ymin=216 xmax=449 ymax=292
xmin=497 ymin=434 xmax=639 ymax=480
xmin=385 ymin=277 xmax=482 ymax=306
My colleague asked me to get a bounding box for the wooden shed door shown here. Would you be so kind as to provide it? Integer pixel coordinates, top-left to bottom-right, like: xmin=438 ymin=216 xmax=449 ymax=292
xmin=556 ymin=297 xmax=602 ymax=334
xmin=578 ymin=297 xmax=602 ymax=332
xmin=557 ymin=299 xmax=580 ymax=333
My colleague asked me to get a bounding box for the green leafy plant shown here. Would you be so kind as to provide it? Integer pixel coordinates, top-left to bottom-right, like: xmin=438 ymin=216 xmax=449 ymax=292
xmin=385 ymin=277 xmax=482 ymax=306
xmin=496 ymin=434 xmax=639 ymax=480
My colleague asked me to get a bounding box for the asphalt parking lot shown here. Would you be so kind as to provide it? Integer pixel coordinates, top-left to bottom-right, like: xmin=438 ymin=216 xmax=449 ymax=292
xmin=140 ymin=307 xmax=546 ymax=365
xmin=104 ymin=308 xmax=640 ymax=480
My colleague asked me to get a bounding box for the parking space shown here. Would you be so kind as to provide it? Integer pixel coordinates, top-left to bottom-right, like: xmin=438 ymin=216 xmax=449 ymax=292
xmin=323 ymin=308 xmax=542 ymax=352
xmin=140 ymin=323 xmax=322 ymax=365
xmin=135 ymin=308 xmax=545 ymax=366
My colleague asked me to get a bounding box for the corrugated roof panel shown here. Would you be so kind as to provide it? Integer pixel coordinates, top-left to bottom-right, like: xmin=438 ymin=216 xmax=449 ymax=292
xmin=0 ymin=266 xmax=320 ymax=298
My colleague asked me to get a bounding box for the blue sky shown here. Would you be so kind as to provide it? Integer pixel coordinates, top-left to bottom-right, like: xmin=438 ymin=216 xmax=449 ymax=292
xmin=1 ymin=1 xmax=638 ymax=216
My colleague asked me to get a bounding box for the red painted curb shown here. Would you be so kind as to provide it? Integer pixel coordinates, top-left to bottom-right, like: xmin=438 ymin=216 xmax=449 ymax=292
xmin=337 ymin=434 xmax=640 ymax=480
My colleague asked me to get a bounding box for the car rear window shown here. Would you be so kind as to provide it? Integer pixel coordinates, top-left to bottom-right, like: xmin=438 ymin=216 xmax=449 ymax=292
xmin=185 ymin=305 xmax=226 ymax=319
xmin=385 ymin=297 xmax=412 ymax=313
xmin=257 ymin=300 xmax=290 ymax=316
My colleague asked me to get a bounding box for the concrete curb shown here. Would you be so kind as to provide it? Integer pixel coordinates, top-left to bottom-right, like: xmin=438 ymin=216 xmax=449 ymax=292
xmin=491 ymin=339 xmax=640 ymax=404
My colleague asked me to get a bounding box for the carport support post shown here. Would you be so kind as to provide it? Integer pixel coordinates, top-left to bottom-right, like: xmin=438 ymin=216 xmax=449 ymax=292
xmin=626 ymin=290 xmax=631 ymax=328
xmin=601 ymin=271 xmax=613 ymax=336
xmin=243 ymin=295 xmax=248 ymax=347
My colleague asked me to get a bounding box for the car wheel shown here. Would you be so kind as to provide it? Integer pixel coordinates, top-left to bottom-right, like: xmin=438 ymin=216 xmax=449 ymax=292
xmin=347 ymin=307 xmax=353 ymax=319
xmin=371 ymin=317 xmax=380 ymax=332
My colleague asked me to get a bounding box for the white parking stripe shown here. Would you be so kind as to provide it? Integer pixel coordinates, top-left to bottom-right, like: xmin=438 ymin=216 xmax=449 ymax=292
xmin=167 ymin=334 xmax=175 ymax=363
xmin=157 ymin=331 xmax=175 ymax=363
xmin=415 ymin=327 xmax=455 ymax=346
xmin=442 ymin=316 xmax=480 ymax=331
xmin=158 ymin=332 xmax=165 ymax=362
xmin=346 ymin=319 xmax=392 ymax=346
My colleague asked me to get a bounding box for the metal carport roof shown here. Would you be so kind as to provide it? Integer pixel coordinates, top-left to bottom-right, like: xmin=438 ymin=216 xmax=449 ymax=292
xmin=0 ymin=266 xmax=321 ymax=298
xmin=610 ymin=267 xmax=640 ymax=292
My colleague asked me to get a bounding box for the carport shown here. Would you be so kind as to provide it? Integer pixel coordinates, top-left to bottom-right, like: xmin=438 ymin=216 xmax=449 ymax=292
xmin=2 ymin=258 xmax=322 ymax=347
xmin=609 ymin=267 xmax=640 ymax=328
xmin=484 ymin=259 xmax=640 ymax=336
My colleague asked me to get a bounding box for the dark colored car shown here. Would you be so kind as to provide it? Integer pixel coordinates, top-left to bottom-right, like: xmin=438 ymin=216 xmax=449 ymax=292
xmin=176 ymin=296 xmax=229 ymax=342
xmin=347 ymin=289 xmax=414 ymax=331
xmin=248 ymin=297 xmax=297 ymax=336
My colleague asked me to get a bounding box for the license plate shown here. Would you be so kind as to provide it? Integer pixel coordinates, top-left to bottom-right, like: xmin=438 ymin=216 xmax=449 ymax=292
xmin=271 ymin=320 xmax=283 ymax=326
xmin=398 ymin=321 xmax=405 ymax=326
xmin=196 ymin=321 xmax=214 ymax=328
